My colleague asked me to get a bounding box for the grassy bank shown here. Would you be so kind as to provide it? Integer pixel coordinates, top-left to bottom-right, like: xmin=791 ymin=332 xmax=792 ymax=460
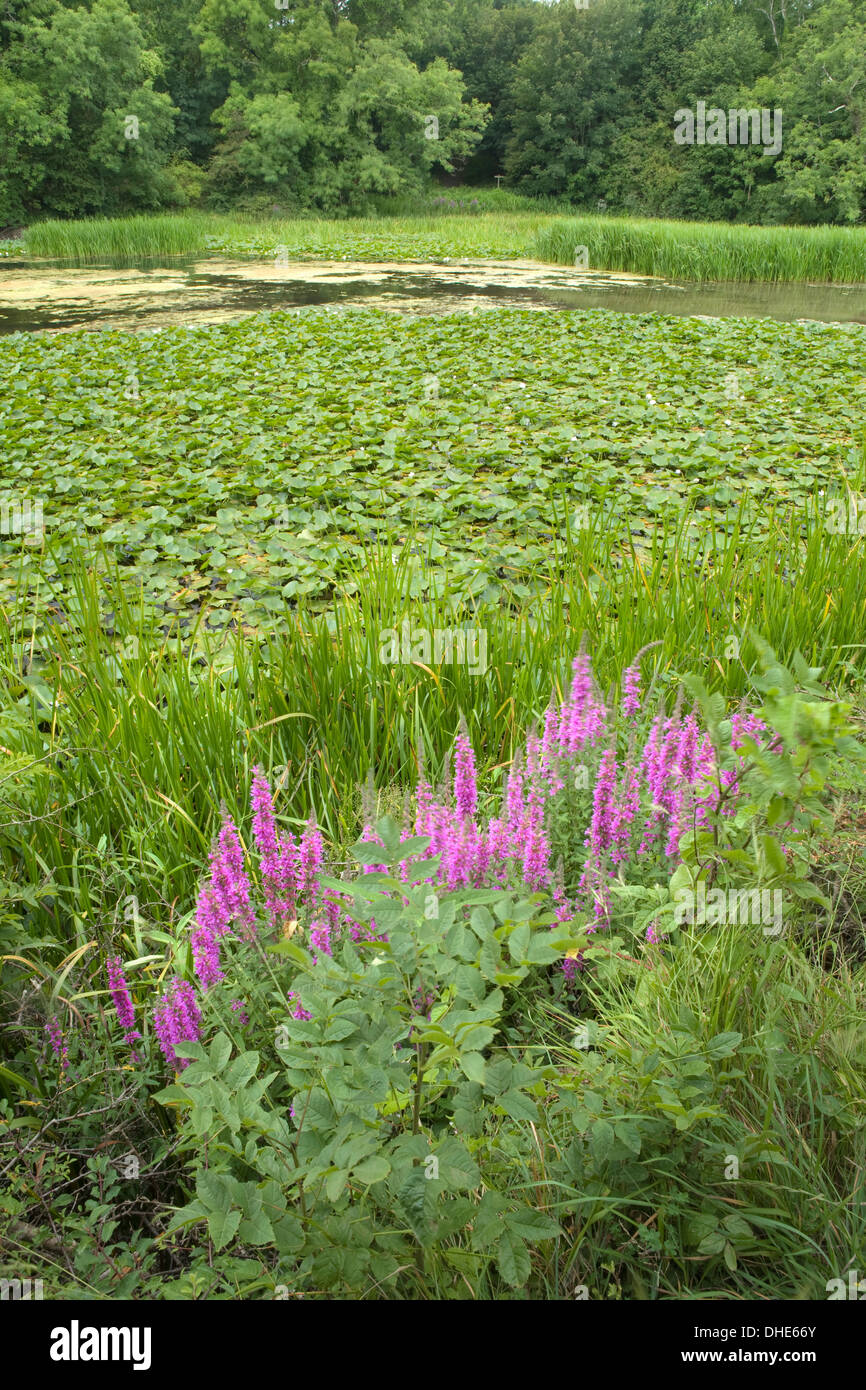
xmin=18 ymin=202 xmax=866 ymax=281
xmin=4 ymin=508 xmax=866 ymax=962
xmin=535 ymin=216 xmax=866 ymax=284
xmin=22 ymin=207 xmax=558 ymax=266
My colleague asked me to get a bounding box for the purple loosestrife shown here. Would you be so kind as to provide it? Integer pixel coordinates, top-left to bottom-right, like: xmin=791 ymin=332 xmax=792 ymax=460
xmin=453 ymin=721 xmax=478 ymax=819
xmin=308 ymin=919 xmax=333 ymax=960
xmin=288 ymin=991 xmax=311 ymax=1022
xmin=638 ymin=715 xmax=676 ymax=856
xmin=322 ymin=890 xmax=344 ymax=938
xmin=153 ymin=978 xmax=202 ymax=1071
xmin=106 ymin=955 xmax=142 ymax=1046
xmin=486 ymin=815 xmax=511 ymax=886
xmin=210 ymin=816 xmax=255 ymax=940
xmin=251 ymin=768 xmax=300 ymax=927
xmin=359 ymin=823 xmax=387 ymax=875
xmin=191 ymin=889 xmax=224 ymax=989
xmin=414 ymin=778 xmax=435 ymax=836
xmin=731 ymin=711 xmax=767 ymax=751
xmin=446 ymin=816 xmax=482 ymax=890
xmin=298 ymin=816 xmax=324 ymax=902
xmin=521 ymin=738 xmax=551 ymax=891
xmin=586 ymin=746 xmax=619 ymax=864
xmin=561 ymin=652 xmax=594 ymax=753
xmin=664 ymin=713 xmax=704 ymax=858
xmin=560 ymin=652 xmax=608 ymax=753
xmin=621 ymin=661 xmax=642 ymax=719
xmin=471 ymin=821 xmax=491 ymax=888
xmin=540 ymin=693 xmax=565 ymax=793
xmin=251 ymin=766 xmax=278 ymax=858
xmin=579 ymin=745 xmax=618 ymax=929
xmin=610 ymin=760 xmax=641 ymax=865
xmin=504 ymin=750 xmax=526 ymax=857
xmin=44 ymin=1016 xmax=69 ymax=1071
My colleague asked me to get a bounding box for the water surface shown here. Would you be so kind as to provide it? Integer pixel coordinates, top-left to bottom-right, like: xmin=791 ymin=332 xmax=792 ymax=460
xmin=1 ymin=256 xmax=865 ymax=332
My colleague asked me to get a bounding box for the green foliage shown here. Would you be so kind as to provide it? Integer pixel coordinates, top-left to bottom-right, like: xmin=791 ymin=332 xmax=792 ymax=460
xmin=154 ymin=831 xmax=581 ymax=1294
xmin=0 ymin=0 xmax=179 ymax=224
xmin=3 ymin=0 xmax=866 ymax=223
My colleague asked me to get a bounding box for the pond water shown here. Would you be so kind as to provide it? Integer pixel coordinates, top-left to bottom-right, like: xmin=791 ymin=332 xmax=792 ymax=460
xmin=1 ymin=256 xmax=865 ymax=333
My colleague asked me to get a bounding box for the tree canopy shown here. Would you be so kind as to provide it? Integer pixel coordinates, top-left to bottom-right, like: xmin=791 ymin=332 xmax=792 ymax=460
xmin=1 ymin=0 xmax=863 ymax=223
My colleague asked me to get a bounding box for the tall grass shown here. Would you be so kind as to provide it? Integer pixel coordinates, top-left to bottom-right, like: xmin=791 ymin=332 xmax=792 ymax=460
xmin=527 ymin=921 xmax=866 ymax=1298
xmin=24 ymin=213 xmax=236 ymax=265
xmin=22 ymin=208 xmax=557 ymax=265
xmin=533 ymin=216 xmax=866 ymax=283
xmin=25 ymin=207 xmax=866 ymax=280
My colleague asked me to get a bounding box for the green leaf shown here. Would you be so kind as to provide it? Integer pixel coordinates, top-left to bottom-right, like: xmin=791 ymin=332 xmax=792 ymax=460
xmin=459 ymin=1051 xmax=486 ymax=1084
xmin=238 ymin=1208 xmax=275 ymax=1246
xmin=207 ymin=1207 xmax=241 ymax=1252
xmin=208 ymin=1033 xmax=232 ymax=1072
xmin=323 ymin=1019 xmax=358 ymax=1043
xmin=497 ymin=1230 xmax=530 ymax=1287
xmin=470 ymin=906 xmax=495 ymax=939
xmin=326 ymin=1167 xmax=350 ymax=1202
xmin=435 ymin=1137 xmax=481 ymax=1191
xmin=589 ymin=1118 xmax=614 ymax=1165
xmin=505 ymin=1207 xmax=561 ymax=1242
xmin=614 ymin=1120 xmax=642 ymax=1156
xmin=353 ymin=1155 xmax=391 ymax=1185
xmin=508 ymin=923 xmax=531 ymax=961
xmin=705 ymin=1031 xmax=742 ymax=1059
xmin=698 ymin=1231 xmax=726 ymax=1257
xmin=498 ymin=1088 xmax=539 ymax=1124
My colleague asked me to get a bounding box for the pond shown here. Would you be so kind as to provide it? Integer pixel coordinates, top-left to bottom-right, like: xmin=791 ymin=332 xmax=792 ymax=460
xmin=1 ymin=256 xmax=866 ymax=333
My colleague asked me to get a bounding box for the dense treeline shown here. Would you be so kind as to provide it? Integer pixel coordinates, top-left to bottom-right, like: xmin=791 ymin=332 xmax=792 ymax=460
xmin=1 ymin=0 xmax=864 ymax=224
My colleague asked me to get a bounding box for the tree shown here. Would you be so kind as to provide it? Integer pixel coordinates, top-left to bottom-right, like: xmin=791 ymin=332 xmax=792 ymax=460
xmin=0 ymin=0 xmax=178 ymax=221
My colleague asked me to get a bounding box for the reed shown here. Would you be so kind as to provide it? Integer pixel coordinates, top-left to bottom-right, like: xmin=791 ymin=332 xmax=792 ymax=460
xmin=533 ymin=215 xmax=866 ymax=283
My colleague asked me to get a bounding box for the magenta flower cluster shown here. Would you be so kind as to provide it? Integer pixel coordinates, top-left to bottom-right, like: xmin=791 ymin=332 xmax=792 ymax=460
xmin=44 ymin=1015 xmax=69 ymax=1071
xmin=106 ymin=955 xmax=143 ymax=1058
xmin=402 ymin=653 xmax=769 ymax=950
xmin=153 ymin=978 xmax=203 ymax=1071
xmin=120 ymin=646 xmax=774 ymax=1069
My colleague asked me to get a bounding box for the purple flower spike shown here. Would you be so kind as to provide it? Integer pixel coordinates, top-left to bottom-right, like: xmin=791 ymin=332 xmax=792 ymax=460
xmin=153 ymin=977 xmax=202 ymax=1071
xmin=107 ymin=955 xmax=143 ymax=1045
